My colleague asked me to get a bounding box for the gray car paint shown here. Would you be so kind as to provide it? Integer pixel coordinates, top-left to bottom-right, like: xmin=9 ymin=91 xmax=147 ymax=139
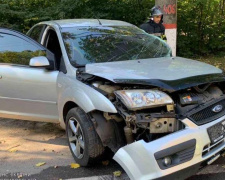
xmin=45 ymin=19 xmax=134 ymax=28
xmin=0 ymin=64 xmax=58 ymax=122
xmin=85 ymin=57 xmax=222 ymax=81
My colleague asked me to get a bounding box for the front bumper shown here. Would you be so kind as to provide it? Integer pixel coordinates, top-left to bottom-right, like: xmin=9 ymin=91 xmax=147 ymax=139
xmin=113 ymin=115 xmax=225 ymax=180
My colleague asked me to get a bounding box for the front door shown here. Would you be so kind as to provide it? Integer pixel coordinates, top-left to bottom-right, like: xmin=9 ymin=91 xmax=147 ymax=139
xmin=0 ymin=28 xmax=59 ymax=122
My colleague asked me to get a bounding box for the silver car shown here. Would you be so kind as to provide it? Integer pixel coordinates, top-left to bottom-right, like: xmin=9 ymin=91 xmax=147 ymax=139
xmin=1 ymin=19 xmax=225 ymax=180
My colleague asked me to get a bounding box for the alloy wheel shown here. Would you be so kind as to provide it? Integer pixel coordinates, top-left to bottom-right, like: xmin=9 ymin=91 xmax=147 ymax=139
xmin=67 ymin=117 xmax=85 ymax=159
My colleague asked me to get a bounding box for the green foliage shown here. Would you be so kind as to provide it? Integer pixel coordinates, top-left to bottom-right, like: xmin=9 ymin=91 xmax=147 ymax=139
xmin=177 ymin=0 xmax=225 ymax=57
xmin=0 ymin=0 xmax=153 ymax=32
xmin=0 ymin=0 xmax=224 ymax=57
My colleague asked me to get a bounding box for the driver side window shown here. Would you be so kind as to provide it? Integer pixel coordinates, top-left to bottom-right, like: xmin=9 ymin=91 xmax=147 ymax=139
xmin=0 ymin=32 xmax=46 ymax=66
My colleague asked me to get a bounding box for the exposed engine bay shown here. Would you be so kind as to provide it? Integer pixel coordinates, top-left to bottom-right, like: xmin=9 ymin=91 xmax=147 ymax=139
xmin=77 ymin=70 xmax=225 ymax=152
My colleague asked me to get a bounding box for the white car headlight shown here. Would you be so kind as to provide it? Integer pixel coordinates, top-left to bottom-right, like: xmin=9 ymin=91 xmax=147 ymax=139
xmin=115 ymin=89 xmax=173 ymax=110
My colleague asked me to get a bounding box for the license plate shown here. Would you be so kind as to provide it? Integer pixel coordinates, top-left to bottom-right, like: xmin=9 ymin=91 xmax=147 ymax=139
xmin=207 ymin=120 xmax=225 ymax=144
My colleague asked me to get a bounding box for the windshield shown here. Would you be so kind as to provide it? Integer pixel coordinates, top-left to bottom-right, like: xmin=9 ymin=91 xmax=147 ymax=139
xmin=61 ymin=26 xmax=172 ymax=66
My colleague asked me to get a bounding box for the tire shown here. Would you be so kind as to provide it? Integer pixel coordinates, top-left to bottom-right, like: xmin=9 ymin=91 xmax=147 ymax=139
xmin=66 ymin=107 xmax=105 ymax=166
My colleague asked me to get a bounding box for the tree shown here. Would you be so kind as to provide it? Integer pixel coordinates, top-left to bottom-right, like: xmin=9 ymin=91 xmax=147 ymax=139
xmin=177 ymin=0 xmax=225 ymax=57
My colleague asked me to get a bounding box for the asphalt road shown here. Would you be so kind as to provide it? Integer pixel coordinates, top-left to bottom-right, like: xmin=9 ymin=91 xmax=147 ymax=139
xmin=1 ymin=118 xmax=225 ymax=180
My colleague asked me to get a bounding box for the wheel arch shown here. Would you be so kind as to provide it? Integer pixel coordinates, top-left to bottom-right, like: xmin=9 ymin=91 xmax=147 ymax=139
xmin=90 ymin=111 xmax=126 ymax=152
xmin=63 ymin=101 xmax=78 ymax=123
xmin=61 ymin=102 xmax=126 ymax=152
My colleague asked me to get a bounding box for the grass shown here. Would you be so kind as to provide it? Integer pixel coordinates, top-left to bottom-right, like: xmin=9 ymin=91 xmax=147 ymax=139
xmin=197 ymin=56 xmax=225 ymax=71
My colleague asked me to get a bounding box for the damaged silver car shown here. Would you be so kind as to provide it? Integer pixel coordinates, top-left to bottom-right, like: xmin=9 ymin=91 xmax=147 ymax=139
xmin=1 ymin=19 xmax=225 ymax=180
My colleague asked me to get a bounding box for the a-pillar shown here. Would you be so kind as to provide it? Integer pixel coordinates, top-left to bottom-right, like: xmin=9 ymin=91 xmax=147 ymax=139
xmin=155 ymin=0 xmax=177 ymax=56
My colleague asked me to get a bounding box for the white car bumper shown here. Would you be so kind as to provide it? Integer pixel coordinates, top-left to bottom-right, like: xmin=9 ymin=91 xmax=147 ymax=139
xmin=113 ymin=116 xmax=225 ymax=180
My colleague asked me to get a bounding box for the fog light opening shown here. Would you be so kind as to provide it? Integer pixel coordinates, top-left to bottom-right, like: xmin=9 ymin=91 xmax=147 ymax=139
xmin=163 ymin=157 xmax=172 ymax=166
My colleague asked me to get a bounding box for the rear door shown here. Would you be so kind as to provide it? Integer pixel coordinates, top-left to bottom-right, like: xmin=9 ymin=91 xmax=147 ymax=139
xmin=0 ymin=28 xmax=59 ymax=122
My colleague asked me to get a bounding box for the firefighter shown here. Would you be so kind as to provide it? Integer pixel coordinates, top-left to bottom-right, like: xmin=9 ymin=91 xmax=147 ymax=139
xmin=140 ymin=6 xmax=167 ymax=41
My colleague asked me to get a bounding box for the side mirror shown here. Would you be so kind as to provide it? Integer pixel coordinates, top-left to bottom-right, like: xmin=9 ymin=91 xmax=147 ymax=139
xmin=29 ymin=56 xmax=50 ymax=67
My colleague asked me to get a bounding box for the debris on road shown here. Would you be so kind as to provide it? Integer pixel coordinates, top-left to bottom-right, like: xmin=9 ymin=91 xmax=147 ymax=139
xmin=113 ymin=171 xmax=122 ymax=177
xmin=71 ymin=163 xmax=80 ymax=169
xmin=7 ymin=145 xmax=20 ymax=151
xmin=9 ymin=149 xmax=18 ymax=153
xmin=36 ymin=162 xmax=46 ymax=167
xmin=102 ymin=160 xmax=110 ymax=166
xmin=17 ymin=174 xmax=23 ymax=178
xmin=0 ymin=140 xmax=6 ymax=144
xmin=222 ymin=152 xmax=225 ymax=157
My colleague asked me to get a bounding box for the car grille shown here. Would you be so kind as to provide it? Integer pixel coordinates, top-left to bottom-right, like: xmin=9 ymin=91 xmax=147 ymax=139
xmin=202 ymin=138 xmax=225 ymax=157
xmin=189 ymin=98 xmax=225 ymax=125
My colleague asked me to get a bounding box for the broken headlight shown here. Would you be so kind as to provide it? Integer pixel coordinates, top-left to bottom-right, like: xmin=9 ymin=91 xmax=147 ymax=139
xmin=115 ymin=89 xmax=173 ymax=110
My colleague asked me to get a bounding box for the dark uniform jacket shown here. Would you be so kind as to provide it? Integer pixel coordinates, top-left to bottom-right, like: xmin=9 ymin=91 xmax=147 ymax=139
xmin=140 ymin=19 xmax=165 ymax=37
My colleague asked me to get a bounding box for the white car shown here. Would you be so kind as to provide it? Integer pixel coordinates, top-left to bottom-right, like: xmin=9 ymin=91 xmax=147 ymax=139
xmin=0 ymin=19 xmax=225 ymax=180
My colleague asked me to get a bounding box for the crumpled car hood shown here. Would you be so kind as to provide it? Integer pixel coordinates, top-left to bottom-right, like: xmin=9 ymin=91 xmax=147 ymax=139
xmin=86 ymin=57 xmax=222 ymax=80
xmin=85 ymin=57 xmax=225 ymax=91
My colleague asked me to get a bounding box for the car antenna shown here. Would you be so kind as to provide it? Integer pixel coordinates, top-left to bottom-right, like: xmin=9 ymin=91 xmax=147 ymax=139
xmin=97 ymin=19 xmax=102 ymax=25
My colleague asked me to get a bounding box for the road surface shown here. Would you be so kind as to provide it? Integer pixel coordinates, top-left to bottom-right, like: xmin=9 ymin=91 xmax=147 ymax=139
xmin=1 ymin=118 xmax=225 ymax=180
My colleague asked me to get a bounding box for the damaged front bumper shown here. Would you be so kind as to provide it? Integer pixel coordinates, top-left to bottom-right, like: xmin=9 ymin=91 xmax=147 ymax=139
xmin=113 ymin=115 xmax=225 ymax=180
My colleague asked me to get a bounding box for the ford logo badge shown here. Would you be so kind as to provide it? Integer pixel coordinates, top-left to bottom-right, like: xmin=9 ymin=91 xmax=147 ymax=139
xmin=212 ymin=105 xmax=223 ymax=113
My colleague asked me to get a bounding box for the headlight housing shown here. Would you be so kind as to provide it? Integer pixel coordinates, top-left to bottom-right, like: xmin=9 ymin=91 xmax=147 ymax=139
xmin=115 ymin=89 xmax=173 ymax=110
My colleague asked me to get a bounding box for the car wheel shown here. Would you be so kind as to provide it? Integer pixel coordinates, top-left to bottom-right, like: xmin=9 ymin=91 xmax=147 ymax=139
xmin=66 ymin=107 xmax=105 ymax=166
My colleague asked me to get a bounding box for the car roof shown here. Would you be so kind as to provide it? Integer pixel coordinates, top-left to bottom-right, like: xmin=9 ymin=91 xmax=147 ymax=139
xmin=41 ymin=19 xmax=134 ymax=28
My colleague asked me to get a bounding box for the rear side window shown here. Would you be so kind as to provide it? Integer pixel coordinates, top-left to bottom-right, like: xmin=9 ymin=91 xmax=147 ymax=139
xmin=28 ymin=25 xmax=46 ymax=43
xmin=0 ymin=33 xmax=46 ymax=65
